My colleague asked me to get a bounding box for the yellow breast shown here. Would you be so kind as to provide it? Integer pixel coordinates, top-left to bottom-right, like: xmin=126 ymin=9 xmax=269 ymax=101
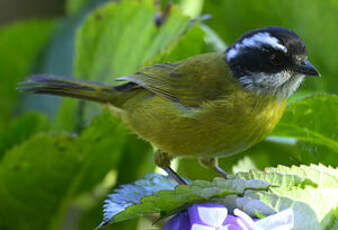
xmin=121 ymin=89 xmax=287 ymax=159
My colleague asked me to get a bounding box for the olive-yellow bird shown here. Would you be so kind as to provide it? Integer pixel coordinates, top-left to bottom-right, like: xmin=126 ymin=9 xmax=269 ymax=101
xmin=19 ymin=26 xmax=319 ymax=184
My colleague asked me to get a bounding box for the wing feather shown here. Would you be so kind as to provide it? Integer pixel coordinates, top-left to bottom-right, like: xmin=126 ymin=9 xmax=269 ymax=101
xmin=117 ymin=52 xmax=232 ymax=106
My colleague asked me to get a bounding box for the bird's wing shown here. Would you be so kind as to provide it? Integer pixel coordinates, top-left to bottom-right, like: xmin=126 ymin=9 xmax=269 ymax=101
xmin=117 ymin=52 xmax=233 ymax=107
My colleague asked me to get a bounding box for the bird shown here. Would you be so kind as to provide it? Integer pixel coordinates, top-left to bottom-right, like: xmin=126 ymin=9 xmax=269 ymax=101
xmin=18 ymin=26 xmax=320 ymax=185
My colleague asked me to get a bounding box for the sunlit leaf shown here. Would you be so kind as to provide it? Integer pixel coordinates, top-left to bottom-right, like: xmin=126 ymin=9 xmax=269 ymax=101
xmin=238 ymin=164 xmax=338 ymax=222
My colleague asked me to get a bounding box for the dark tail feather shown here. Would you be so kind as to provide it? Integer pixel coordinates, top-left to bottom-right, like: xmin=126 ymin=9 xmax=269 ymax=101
xmin=18 ymin=75 xmax=117 ymax=104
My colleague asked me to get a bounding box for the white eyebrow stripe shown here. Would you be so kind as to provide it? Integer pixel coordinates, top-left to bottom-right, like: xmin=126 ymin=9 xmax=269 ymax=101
xmin=226 ymin=48 xmax=238 ymax=61
xmin=226 ymin=32 xmax=287 ymax=61
xmin=243 ymin=32 xmax=287 ymax=52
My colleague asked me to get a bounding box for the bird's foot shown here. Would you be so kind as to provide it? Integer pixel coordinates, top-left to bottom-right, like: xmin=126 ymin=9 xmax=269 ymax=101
xmin=199 ymin=157 xmax=229 ymax=179
xmin=154 ymin=150 xmax=187 ymax=185
xmin=212 ymin=165 xmax=228 ymax=179
xmin=163 ymin=166 xmax=188 ymax=185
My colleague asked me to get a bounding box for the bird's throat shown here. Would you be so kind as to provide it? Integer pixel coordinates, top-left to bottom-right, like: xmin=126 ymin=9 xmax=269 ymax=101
xmin=238 ymin=72 xmax=305 ymax=99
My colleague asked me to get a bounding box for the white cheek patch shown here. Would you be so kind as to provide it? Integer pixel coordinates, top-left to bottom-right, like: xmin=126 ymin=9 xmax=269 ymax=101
xmin=227 ymin=32 xmax=288 ymax=61
xmin=239 ymin=72 xmax=304 ymax=99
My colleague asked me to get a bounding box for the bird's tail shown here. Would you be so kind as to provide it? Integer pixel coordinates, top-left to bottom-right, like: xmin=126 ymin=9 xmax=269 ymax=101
xmin=17 ymin=75 xmax=119 ymax=104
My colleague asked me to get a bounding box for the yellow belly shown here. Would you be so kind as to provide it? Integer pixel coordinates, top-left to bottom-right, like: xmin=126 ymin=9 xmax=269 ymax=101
xmin=119 ymin=90 xmax=286 ymax=158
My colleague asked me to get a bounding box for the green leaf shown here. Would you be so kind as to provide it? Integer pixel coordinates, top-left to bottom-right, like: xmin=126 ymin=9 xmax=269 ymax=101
xmin=74 ymin=0 xmax=190 ymax=82
xmin=68 ymin=111 xmax=129 ymax=195
xmin=264 ymin=164 xmax=338 ymax=188
xmin=19 ymin=1 xmax=110 ymax=130
xmin=237 ymin=164 xmax=338 ymax=222
xmin=66 ymin=0 xmax=95 ymax=14
xmin=0 ymin=20 xmax=55 ymax=127
xmin=0 ymin=113 xmax=50 ymax=160
xmin=147 ymin=25 xmax=209 ymax=64
xmin=76 ymin=196 xmax=141 ymax=230
xmin=0 ymin=111 xmax=128 ymax=230
xmin=147 ymin=23 xmax=225 ymax=65
xmin=200 ymin=24 xmax=227 ymax=52
xmin=116 ymin=136 xmax=153 ymax=185
xmin=100 ymin=173 xmax=270 ymax=226
xmin=237 ymin=168 xmax=317 ymax=189
xmin=179 ymin=0 xmax=204 ymax=18
xmin=271 ymin=94 xmax=338 ymax=165
xmin=160 ymin=0 xmax=204 ymax=18
xmin=321 ymin=207 xmax=338 ymax=230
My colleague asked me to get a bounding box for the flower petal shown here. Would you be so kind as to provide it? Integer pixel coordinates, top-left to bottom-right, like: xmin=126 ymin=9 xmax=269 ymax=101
xmin=254 ymin=208 xmax=294 ymax=230
xmin=163 ymin=211 xmax=190 ymax=230
xmin=223 ymin=215 xmax=246 ymax=230
xmin=198 ymin=206 xmax=228 ymax=227
xmin=188 ymin=203 xmax=228 ymax=227
xmin=234 ymin=208 xmax=256 ymax=228
xmin=191 ymin=223 xmax=217 ymax=230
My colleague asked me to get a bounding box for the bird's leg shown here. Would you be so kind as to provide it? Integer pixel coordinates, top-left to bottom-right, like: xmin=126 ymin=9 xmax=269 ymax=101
xmin=154 ymin=150 xmax=187 ymax=185
xmin=162 ymin=166 xmax=187 ymax=185
xmin=199 ymin=157 xmax=228 ymax=179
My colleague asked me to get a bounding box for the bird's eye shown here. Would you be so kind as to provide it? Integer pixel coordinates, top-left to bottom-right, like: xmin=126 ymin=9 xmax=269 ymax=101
xmin=270 ymin=52 xmax=284 ymax=66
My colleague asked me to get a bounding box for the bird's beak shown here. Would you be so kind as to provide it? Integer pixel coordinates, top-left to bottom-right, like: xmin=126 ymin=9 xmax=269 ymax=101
xmin=294 ymin=59 xmax=320 ymax=77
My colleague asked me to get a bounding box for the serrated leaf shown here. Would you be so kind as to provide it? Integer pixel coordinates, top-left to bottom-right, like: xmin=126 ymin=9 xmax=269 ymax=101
xmin=264 ymin=164 xmax=338 ymax=188
xmin=282 ymin=187 xmax=338 ymax=223
xmin=238 ymin=164 xmax=338 ymax=222
xmin=237 ymin=169 xmax=316 ymax=189
xmin=100 ymin=173 xmax=270 ymax=227
xmin=311 ymin=164 xmax=338 ymax=179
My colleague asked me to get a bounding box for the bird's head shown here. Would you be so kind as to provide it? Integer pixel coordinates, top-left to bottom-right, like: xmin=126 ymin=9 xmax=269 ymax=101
xmin=226 ymin=26 xmax=320 ymax=99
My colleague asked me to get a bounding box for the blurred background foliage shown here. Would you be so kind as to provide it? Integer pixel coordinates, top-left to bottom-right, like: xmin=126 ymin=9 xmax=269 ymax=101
xmin=0 ymin=0 xmax=337 ymax=229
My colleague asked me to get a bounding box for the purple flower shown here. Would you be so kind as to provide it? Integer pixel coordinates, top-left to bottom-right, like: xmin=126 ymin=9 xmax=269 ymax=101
xmin=163 ymin=203 xmax=294 ymax=230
